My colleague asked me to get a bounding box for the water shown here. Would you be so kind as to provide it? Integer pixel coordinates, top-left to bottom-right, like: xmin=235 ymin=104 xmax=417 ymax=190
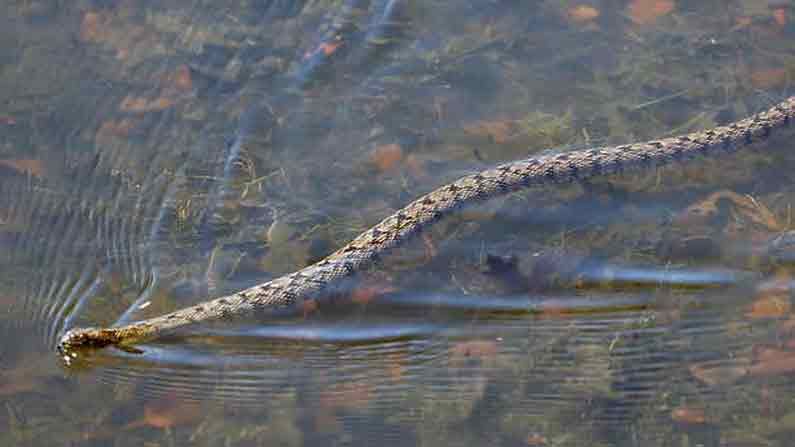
xmin=2 ymin=0 xmax=795 ymax=445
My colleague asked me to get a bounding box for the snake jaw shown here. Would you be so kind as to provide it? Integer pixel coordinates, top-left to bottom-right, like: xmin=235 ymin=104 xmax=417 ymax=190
xmin=57 ymin=327 xmax=114 ymax=368
xmin=57 ymin=327 xmax=151 ymax=364
xmin=57 ymin=327 xmax=121 ymax=356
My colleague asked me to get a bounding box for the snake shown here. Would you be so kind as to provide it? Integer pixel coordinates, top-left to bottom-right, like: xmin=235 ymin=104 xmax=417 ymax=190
xmin=56 ymin=96 xmax=795 ymax=358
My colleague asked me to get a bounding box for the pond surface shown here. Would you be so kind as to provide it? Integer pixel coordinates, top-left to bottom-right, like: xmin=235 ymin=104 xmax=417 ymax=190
xmin=2 ymin=0 xmax=795 ymax=445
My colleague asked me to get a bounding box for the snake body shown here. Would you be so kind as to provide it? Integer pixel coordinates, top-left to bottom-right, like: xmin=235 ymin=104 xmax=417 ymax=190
xmin=57 ymin=97 xmax=795 ymax=356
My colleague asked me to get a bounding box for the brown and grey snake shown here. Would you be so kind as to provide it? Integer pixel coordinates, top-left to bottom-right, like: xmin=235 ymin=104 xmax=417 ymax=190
xmin=57 ymin=96 xmax=795 ymax=358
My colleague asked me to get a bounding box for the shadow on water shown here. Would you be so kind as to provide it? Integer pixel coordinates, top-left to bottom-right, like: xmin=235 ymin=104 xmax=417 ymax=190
xmin=2 ymin=0 xmax=795 ymax=445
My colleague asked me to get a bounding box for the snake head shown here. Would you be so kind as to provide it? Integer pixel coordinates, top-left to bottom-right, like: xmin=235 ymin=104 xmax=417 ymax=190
xmin=57 ymin=327 xmax=147 ymax=367
xmin=57 ymin=327 xmax=125 ymax=365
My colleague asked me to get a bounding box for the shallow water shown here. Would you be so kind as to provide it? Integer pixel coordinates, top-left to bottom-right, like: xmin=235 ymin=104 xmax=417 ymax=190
xmin=2 ymin=0 xmax=795 ymax=445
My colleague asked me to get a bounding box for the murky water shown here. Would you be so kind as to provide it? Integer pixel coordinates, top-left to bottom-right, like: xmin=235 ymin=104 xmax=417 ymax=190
xmin=2 ymin=0 xmax=795 ymax=445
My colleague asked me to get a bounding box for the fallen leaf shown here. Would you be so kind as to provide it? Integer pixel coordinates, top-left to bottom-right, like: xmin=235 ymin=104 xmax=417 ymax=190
xmin=749 ymin=352 xmax=795 ymax=378
xmin=97 ymin=118 xmax=136 ymax=137
xmin=753 ymin=346 xmax=795 ymax=364
xmin=627 ymin=0 xmax=675 ymax=25
xmin=79 ymin=10 xmax=153 ymax=62
xmin=149 ymin=97 xmax=175 ymax=110
xmin=126 ymin=395 xmax=202 ymax=430
xmin=119 ymin=95 xmax=175 ymax=113
xmin=671 ymin=406 xmax=707 ymax=424
xmin=80 ymin=11 xmax=105 ymax=42
xmin=689 ymin=361 xmax=748 ymax=386
xmin=370 ymin=143 xmax=404 ymax=172
xmin=747 ymin=272 xmax=792 ymax=319
xmin=747 ymin=299 xmax=790 ymax=320
xmin=734 ymin=16 xmax=753 ymax=29
xmin=526 ymin=433 xmax=548 ymax=446
xmin=567 ymin=5 xmax=600 ymax=24
xmin=95 ymin=119 xmax=138 ymax=146
xmin=304 ymin=40 xmax=343 ymax=60
xmin=773 ymin=8 xmax=787 ymax=26
xmin=162 ymin=65 xmax=193 ymax=92
xmin=319 ymin=41 xmax=342 ymax=56
xmin=115 ymin=47 xmax=129 ymax=60
xmin=172 ymin=65 xmax=193 ymax=91
xmin=119 ymin=96 xmax=147 ymax=112
xmin=0 ymin=159 xmax=44 ymax=177
xmin=751 ymin=68 xmax=789 ymax=89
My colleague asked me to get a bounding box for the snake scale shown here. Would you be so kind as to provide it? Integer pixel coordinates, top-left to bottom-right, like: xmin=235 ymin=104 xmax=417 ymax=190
xmin=57 ymin=96 xmax=795 ymax=357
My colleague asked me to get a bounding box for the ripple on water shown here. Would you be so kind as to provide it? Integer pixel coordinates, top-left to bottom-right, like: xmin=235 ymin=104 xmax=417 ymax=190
xmin=1 ymin=159 xmax=774 ymax=423
xmin=0 ymin=159 xmax=183 ymax=348
xmin=48 ymin=277 xmax=748 ymax=417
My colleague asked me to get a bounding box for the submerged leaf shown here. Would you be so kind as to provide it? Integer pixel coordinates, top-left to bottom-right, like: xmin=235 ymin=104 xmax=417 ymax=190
xmin=126 ymin=395 xmax=202 ymax=430
xmin=370 ymin=143 xmax=404 ymax=172
xmin=627 ymin=0 xmax=675 ymax=25
xmin=747 ymin=271 xmax=792 ymax=320
xmin=567 ymin=5 xmax=600 ymax=24
xmin=0 ymin=159 xmax=44 ymax=178
xmin=671 ymin=406 xmax=708 ymax=424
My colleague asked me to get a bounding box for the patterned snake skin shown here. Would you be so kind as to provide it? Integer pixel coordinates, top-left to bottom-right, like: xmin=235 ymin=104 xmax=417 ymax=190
xmin=57 ymin=96 xmax=795 ymax=357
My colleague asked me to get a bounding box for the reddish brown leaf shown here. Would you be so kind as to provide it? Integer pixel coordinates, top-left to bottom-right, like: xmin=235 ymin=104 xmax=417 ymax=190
xmin=0 ymin=159 xmax=44 ymax=177
xmin=162 ymin=65 xmax=193 ymax=92
xmin=319 ymin=41 xmax=342 ymax=56
xmin=671 ymin=406 xmax=707 ymax=424
xmin=119 ymin=95 xmax=175 ymax=113
xmin=689 ymin=362 xmax=748 ymax=387
xmin=126 ymin=395 xmax=202 ymax=430
xmin=627 ymin=0 xmax=675 ymax=25
xmin=751 ymin=68 xmax=789 ymax=89
xmin=80 ymin=11 xmax=104 ymax=42
xmin=370 ymin=143 xmax=404 ymax=173
xmin=749 ymin=353 xmax=795 ymax=378
xmin=526 ymin=433 xmax=548 ymax=446
xmin=567 ymin=5 xmax=600 ymax=24
xmin=773 ymin=8 xmax=788 ymax=26
xmin=747 ymin=273 xmax=792 ymax=320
